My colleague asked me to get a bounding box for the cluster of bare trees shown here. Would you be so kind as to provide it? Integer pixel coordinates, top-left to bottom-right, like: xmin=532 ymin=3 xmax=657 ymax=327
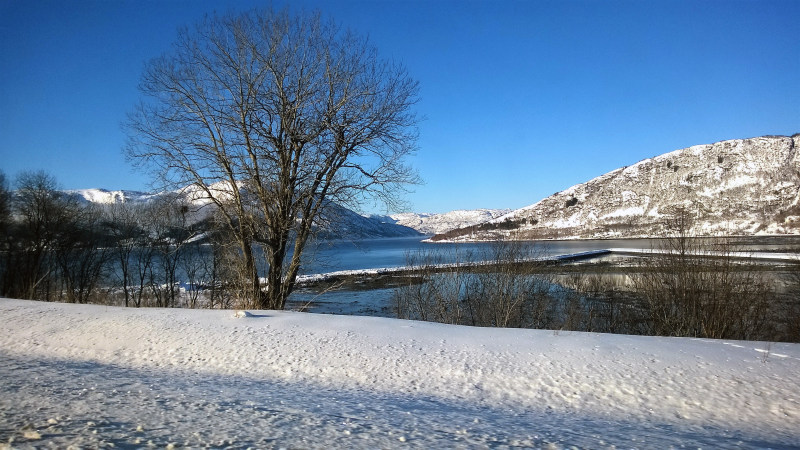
xmin=0 ymin=171 xmax=109 ymax=303
xmin=3 ymin=8 xmax=419 ymax=312
xmin=103 ymin=195 xmax=217 ymax=308
xmin=0 ymin=170 xmax=233 ymax=308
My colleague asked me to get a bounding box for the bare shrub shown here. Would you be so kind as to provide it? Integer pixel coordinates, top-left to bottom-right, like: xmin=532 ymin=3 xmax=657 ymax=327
xmin=553 ymin=267 xmax=648 ymax=334
xmin=775 ymin=247 xmax=800 ymax=342
xmin=463 ymin=241 xmax=552 ymax=328
xmin=393 ymin=242 xmax=554 ymax=328
xmin=632 ymin=208 xmax=774 ymax=340
xmin=392 ymin=249 xmax=464 ymax=324
xmin=396 ymin=223 xmax=787 ymax=342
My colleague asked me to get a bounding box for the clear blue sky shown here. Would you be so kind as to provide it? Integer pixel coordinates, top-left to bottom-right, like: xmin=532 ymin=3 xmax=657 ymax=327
xmin=1 ymin=0 xmax=798 ymax=214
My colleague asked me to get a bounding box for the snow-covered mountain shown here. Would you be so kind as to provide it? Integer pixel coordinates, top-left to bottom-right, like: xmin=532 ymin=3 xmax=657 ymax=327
xmin=372 ymin=209 xmax=510 ymax=235
xmin=64 ymin=187 xmax=420 ymax=239
xmin=64 ymin=188 xmax=156 ymax=205
xmin=317 ymin=204 xmax=421 ymax=239
xmin=65 ymin=182 xmax=247 ymax=208
xmin=434 ymin=134 xmax=800 ymax=241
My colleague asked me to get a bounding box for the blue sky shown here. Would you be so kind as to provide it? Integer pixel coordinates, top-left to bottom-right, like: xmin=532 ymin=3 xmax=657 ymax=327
xmin=1 ymin=0 xmax=798 ymax=214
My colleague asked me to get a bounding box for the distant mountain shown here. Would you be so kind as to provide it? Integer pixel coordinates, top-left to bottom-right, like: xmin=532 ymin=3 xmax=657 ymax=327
xmin=64 ymin=188 xmax=156 ymax=205
xmin=64 ymin=187 xmax=420 ymax=240
xmin=433 ymin=135 xmax=800 ymax=241
xmin=318 ymin=204 xmax=421 ymax=239
xmin=372 ymin=209 xmax=511 ymax=235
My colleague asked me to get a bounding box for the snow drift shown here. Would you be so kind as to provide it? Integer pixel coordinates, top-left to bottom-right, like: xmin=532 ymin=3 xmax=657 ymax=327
xmin=1 ymin=298 xmax=798 ymax=448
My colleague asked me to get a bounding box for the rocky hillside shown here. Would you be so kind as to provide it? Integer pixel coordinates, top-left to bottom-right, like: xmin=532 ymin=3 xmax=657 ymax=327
xmin=372 ymin=209 xmax=510 ymax=235
xmin=433 ymin=135 xmax=800 ymax=241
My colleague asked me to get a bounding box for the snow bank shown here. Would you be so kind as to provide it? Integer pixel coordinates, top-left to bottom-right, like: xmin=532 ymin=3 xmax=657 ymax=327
xmin=1 ymin=298 xmax=799 ymax=448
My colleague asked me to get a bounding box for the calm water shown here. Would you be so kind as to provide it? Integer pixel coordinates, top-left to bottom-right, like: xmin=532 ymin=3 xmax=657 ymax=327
xmin=299 ymin=236 xmax=651 ymax=275
xmin=290 ymin=235 xmax=800 ymax=316
xmin=298 ymin=235 xmax=800 ymax=275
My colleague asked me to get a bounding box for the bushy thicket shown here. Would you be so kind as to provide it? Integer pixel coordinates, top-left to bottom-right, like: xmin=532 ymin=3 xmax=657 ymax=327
xmin=631 ymin=213 xmax=773 ymax=340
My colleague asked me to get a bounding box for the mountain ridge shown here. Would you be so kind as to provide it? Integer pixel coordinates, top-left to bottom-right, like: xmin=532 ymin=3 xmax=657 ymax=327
xmin=64 ymin=188 xmax=512 ymax=237
xmin=371 ymin=209 xmax=511 ymax=235
xmin=63 ymin=187 xmax=421 ymax=239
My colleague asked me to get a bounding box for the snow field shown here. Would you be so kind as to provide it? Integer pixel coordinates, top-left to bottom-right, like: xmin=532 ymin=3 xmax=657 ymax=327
xmin=1 ymin=298 xmax=799 ymax=448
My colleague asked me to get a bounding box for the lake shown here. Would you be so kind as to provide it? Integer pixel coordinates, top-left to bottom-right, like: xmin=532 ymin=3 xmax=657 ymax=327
xmin=298 ymin=235 xmax=800 ymax=274
xmin=289 ymin=235 xmax=800 ymax=316
xmin=298 ymin=236 xmax=707 ymax=274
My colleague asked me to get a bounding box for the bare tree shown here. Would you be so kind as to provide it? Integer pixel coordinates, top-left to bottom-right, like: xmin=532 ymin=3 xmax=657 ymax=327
xmin=104 ymin=200 xmax=161 ymax=307
xmin=0 ymin=171 xmax=11 ymax=295
xmin=130 ymin=229 xmax=157 ymax=308
xmin=0 ymin=171 xmax=9 ymax=240
xmin=206 ymin=216 xmax=241 ymax=309
xmin=104 ymin=202 xmax=144 ymax=307
xmin=126 ymin=8 xmax=419 ymax=309
xmin=179 ymin=241 xmax=211 ymax=308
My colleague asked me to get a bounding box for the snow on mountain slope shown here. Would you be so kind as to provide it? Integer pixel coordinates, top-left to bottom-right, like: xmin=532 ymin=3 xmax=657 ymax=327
xmin=319 ymin=204 xmax=420 ymax=238
xmin=64 ymin=188 xmax=155 ymax=204
xmin=66 ymin=182 xmax=243 ymax=208
xmin=65 ymin=185 xmax=419 ymax=239
xmin=435 ymin=135 xmax=800 ymax=241
xmin=1 ymin=298 xmax=798 ymax=448
xmin=373 ymin=209 xmax=510 ymax=235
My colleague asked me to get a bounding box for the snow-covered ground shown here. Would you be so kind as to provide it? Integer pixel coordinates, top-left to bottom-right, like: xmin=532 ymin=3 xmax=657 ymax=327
xmin=2 ymin=298 xmax=799 ymax=448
